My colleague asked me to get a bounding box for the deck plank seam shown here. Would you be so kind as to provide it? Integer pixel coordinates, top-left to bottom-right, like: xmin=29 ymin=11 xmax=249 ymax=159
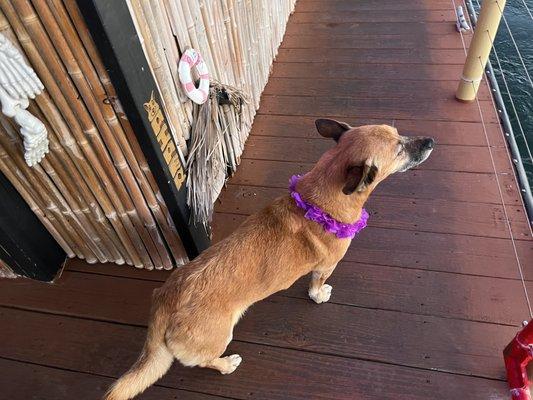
xmin=0 ymin=309 xmax=512 ymax=383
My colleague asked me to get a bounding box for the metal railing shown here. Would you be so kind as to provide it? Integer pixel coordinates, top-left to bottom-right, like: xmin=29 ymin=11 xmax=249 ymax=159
xmin=462 ymin=0 xmax=533 ymax=226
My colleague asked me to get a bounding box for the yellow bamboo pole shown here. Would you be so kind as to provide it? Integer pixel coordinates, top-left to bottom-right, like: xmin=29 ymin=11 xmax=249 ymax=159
xmin=456 ymin=0 xmax=506 ymax=102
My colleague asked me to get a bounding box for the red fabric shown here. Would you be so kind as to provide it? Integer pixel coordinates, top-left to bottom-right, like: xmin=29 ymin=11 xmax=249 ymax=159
xmin=505 ymin=320 xmax=533 ymax=400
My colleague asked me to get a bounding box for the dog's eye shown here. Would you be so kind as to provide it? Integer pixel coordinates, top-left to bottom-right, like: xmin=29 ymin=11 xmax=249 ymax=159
xmin=396 ymin=145 xmax=404 ymax=156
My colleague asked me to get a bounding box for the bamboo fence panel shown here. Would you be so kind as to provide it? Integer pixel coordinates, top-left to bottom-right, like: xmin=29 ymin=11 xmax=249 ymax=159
xmin=0 ymin=1 xmax=189 ymax=270
xmin=130 ymin=0 xmax=296 ymax=224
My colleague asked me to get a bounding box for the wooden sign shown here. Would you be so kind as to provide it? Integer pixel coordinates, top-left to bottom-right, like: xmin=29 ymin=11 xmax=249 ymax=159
xmin=144 ymin=92 xmax=185 ymax=189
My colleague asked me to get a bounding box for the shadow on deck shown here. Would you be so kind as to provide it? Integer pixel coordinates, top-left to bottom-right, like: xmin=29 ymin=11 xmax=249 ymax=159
xmin=1 ymin=0 xmax=532 ymax=399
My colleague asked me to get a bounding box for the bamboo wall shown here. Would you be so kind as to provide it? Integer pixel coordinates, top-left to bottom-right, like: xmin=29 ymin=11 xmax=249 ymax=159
xmin=129 ymin=0 xmax=297 ymax=221
xmin=0 ymin=0 xmax=294 ymax=271
xmin=0 ymin=1 xmax=187 ymax=270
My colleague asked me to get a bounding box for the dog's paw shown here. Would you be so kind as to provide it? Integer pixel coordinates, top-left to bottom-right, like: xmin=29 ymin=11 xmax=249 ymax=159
xmin=220 ymin=354 xmax=242 ymax=375
xmin=309 ymin=284 xmax=332 ymax=304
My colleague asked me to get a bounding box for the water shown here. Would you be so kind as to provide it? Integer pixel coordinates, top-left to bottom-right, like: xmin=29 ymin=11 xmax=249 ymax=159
xmin=483 ymin=0 xmax=533 ymax=186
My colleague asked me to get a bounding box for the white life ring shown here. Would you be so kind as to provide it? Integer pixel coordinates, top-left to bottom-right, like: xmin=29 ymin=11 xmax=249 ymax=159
xmin=178 ymin=49 xmax=209 ymax=105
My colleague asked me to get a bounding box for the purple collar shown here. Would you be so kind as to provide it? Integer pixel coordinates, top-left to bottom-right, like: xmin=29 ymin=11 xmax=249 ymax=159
xmin=289 ymin=175 xmax=369 ymax=239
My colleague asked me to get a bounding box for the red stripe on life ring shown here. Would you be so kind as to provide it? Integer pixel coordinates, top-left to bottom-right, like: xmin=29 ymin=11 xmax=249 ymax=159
xmin=181 ymin=54 xmax=194 ymax=66
xmin=199 ymin=73 xmax=209 ymax=80
xmin=184 ymin=82 xmax=195 ymax=92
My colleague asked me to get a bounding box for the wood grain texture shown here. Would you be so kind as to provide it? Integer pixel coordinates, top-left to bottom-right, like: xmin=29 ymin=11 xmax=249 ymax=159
xmin=249 ymin=115 xmax=507 ymax=147
xmin=0 ymin=300 xmax=515 ymax=382
xmin=0 ymin=264 xmax=530 ymax=327
xmin=215 ymin=184 xmax=531 ymax=240
xmin=241 ymin=135 xmax=513 ymax=174
xmin=272 ymin=62 xmax=467 ymax=81
xmin=263 ymin=77 xmax=491 ymax=100
xmin=297 ymin=0 xmax=465 ymax=12
xmin=257 ymin=95 xmax=499 ymax=123
xmin=229 ymin=159 xmax=520 ymax=205
xmin=0 ymin=358 xmax=224 ymax=400
xmin=277 ymin=47 xmax=467 ymax=64
xmin=282 ymin=33 xmax=472 ymax=49
xmin=290 ymin=10 xmax=457 ymax=23
xmin=0 ymin=309 xmax=507 ymax=400
xmin=211 ymin=213 xmax=532 ymax=279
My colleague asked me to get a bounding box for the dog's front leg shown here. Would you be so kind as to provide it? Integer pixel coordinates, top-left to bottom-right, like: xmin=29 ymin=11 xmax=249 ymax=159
xmin=308 ymin=264 xmax=337 ymax=304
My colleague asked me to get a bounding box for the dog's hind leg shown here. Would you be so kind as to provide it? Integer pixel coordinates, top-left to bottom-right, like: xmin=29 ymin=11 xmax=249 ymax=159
xmin=200 ymin=354 xmax=242 ymax=374
xmin=166 ymin=312 xmax=242 ymax=374
xmin=309 ymin=263 xmax=337 ymax=304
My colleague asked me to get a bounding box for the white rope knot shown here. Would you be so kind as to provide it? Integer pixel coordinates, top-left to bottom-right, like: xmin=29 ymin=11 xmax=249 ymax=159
xmin=460 ymin=75 xmax=482 ymax=84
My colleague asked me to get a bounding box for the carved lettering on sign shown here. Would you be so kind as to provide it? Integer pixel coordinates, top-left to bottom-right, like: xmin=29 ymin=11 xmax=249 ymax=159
xmin=143 ymin=92 xmax=185 ymax=188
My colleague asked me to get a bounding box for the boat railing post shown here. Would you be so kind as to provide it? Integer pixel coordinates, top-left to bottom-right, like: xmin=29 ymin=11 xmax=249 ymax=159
xmin=456 ymin=0 xmax=506 ymax=102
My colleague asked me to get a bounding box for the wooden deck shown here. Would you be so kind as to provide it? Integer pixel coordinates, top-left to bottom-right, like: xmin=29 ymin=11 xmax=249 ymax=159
xmin=1 ymin=0 xmax=532 ymax=398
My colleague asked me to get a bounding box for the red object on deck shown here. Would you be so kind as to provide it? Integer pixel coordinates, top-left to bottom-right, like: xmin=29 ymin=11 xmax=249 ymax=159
xmin=504 ymin=320 xmax=533 ymax=400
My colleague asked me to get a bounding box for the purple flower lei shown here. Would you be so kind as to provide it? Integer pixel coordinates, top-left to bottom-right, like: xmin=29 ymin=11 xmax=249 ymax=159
xmin=289 ymin=175 xmax=369 ymax=239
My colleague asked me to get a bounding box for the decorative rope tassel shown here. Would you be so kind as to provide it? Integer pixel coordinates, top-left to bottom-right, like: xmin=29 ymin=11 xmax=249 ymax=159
xmin=186 ymin=80 xmax=249 ymax=227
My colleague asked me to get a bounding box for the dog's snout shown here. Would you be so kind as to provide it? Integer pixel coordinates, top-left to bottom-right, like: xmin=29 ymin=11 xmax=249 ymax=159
xmin=422 ymin=138 xmax=435 ymax=150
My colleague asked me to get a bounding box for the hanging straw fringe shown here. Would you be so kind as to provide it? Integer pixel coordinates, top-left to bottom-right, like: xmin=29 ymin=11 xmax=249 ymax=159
xmin=186 ymin=80 xmax=249 ymax=226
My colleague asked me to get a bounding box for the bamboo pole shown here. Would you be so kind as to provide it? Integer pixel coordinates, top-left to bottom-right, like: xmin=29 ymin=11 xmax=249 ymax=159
xmin=0 ymin=4 xmax=143 ymax=267
xmin=0 ymin=129 xmax=96 ymax=262
xmin=2 ymin=0 xmax=151 ymax=268
xmin=36 ymin=0 xmax=173 ymax=270
xmin=1 ymin=116 xmax=113 ymax=263
xmin=50 ymin=0 xmax=185 ymax=268
xmin=63 ymin=0 xmax=188 ymax=266
xmin=456 ymin=0 xmax=506 ymax=102
xmin=0 ymin=149 xmax=75 ymax=258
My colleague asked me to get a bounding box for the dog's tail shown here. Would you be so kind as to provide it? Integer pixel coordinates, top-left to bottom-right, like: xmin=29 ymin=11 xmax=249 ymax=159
xmin=104 ymin=307 xmax=173 ymax=400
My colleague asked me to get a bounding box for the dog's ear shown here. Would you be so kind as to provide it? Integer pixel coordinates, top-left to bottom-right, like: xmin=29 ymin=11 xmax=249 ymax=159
xmin=315 ymin=119 xmax=351 ymax=142
xmin=343 ymin=162 xmax=378 ymax=195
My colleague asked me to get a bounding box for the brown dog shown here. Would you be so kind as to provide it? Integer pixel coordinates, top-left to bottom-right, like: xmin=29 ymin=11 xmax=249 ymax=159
xmin=105 ymin=120 xmax=434 ymax=400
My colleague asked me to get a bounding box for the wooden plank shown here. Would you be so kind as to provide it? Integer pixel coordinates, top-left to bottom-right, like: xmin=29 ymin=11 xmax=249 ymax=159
xmin=286 ymin=261 xmax=531 ymax=325
xmin=214 ymin=184 xmax=531 ymax=239
xmin=285 ymin=22 xmax=459 ymax=37
xmin=272 ymin=62 xmax=466 ymax=81
xmin=276 ymin=47 xmax=466 ymax=65
xmin=297 ymin=0 xmax=462 ymax=12
xmin=211 ymin=213 xmax=533 ymax=280
xmin=0 ymin=302 xmax=515 ymax=382
xmin=262 ymin=77 xmax=491 ymax=100
xmin=282 ymin=33 xmax=471 ymax=50
xmin=249 ymin=115 xmax=507 ymax=148
xmin=0 ymin=358 xmax=223 ymax=400
xmin=0 ymin=309 xmax=507 ymax=400
xmin=257 ymin=96 xmax=498 ymax=123
xmin=230 ymin=159 xmax=519 ymax=205
xmin=0 ymin=261 xmax=529 ymax=325
xmin=290 ymin=10 xmax=457 ymax=23
xmin=241 ymin=135 xmax=513 ymax=174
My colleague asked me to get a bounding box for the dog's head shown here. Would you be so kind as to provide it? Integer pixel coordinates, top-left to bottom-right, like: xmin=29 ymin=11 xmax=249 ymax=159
xmin=315 ymin=119 xmax=434 ymax=195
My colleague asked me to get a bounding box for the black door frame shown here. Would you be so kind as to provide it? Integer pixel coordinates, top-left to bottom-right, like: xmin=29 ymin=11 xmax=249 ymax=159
xmin=0 ymin=170 xmax=66 ymax=281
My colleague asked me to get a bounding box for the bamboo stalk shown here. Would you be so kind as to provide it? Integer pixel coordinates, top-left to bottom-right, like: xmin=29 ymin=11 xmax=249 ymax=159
xmin=2 ymin=0 xmax=151 ymax=268
xmin=0 ymin=129 xmax=96 ymax=262
xmin=37 ymin=0 xmax=173 ymax=270
xmin=0 ymin=150 xmax=75 ymax=258
xmin=63 ymin=0 xmax=188 ymax=266
xmin=0 ymin=4 xmax=143 ymax=267
xmin=28 ymin=103 xmax=128 ymax=264
xmin=1 ymin=116 xmax=113 ymax=263
xmin=128 ymin=0 xmax=188 ymax=155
